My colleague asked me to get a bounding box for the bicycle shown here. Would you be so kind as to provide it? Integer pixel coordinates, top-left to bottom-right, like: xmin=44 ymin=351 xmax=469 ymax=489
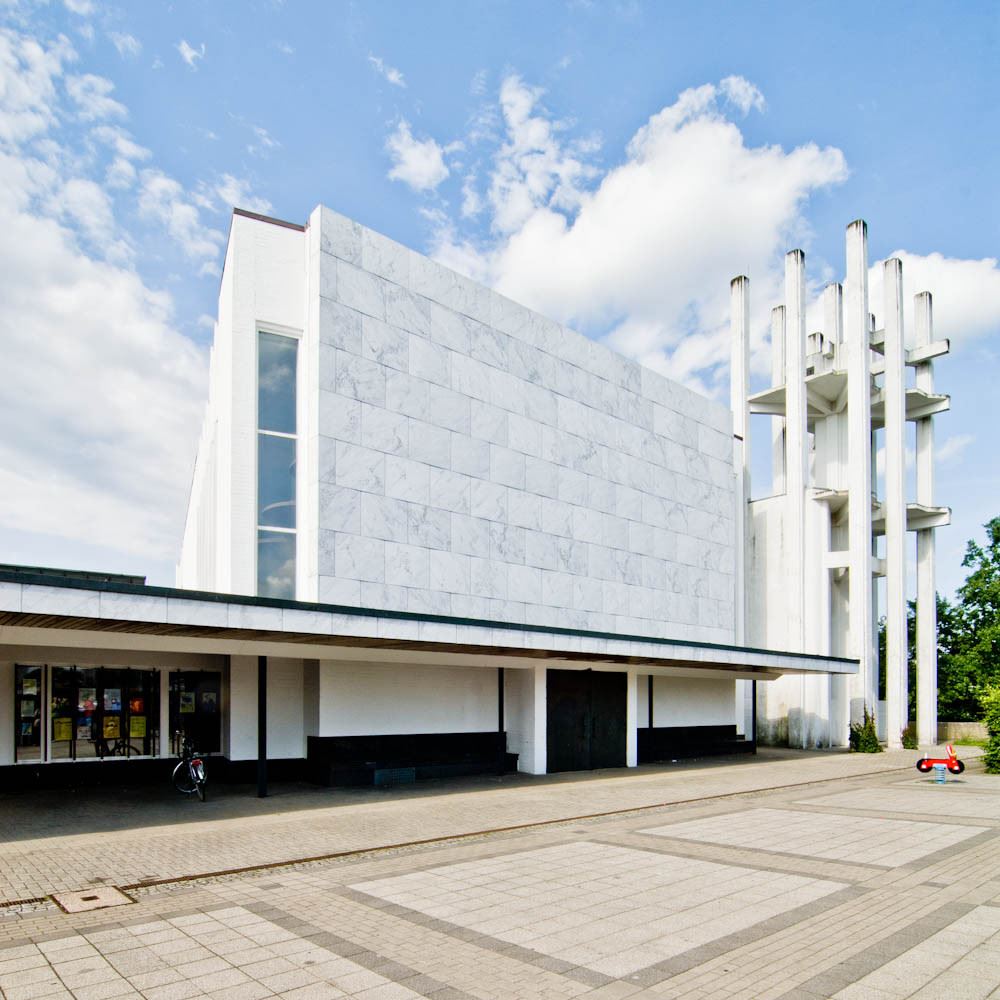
xmin=172 ymin=734 xmax=207 ymax=801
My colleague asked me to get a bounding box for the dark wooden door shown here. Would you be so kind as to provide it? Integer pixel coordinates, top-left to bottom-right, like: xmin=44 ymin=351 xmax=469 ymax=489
xmin=546 ymin=669 xmax=626 ymax=773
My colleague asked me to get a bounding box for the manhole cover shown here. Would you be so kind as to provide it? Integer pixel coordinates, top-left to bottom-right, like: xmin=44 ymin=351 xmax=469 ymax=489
xmin=52 ymin=886 xmax=134 ymax=913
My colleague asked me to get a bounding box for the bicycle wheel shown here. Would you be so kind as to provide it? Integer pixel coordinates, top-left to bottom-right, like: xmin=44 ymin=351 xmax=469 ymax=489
xmin=196 ymin=776 xmax=206 ymax=802
xmin=172 ymin=760 xmax=197 ymax=794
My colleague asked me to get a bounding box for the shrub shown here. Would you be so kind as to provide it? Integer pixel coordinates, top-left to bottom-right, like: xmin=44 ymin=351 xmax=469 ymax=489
xmin=849 ymin=706 xmax=883 ymax=753
xmin=901 ymin=723 xmax=918 ymax=749
xmin=981 ymin=684 xmax=1000 ymax=774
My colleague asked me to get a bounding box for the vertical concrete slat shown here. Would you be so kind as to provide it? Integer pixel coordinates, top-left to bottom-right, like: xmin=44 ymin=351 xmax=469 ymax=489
xmin=883 ymin=258 xmax=908 ymax=749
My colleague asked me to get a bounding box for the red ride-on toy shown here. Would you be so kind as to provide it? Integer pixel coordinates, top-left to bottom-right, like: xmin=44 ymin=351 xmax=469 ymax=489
xmin=916 ymin=744 xmax=965 ymax=775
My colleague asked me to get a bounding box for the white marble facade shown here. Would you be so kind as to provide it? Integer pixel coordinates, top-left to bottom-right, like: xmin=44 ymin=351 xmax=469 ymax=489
xmin=179 ymin=205 xmax=736 ymax=644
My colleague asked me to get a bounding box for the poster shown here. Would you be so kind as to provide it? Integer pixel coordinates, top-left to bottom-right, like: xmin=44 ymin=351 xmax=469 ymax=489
xmin=53 ymin=717 xmax=73 ymax=741
xmin=20 ymin=700 xmax=35 ymax=718
xmin=179 ymin=692 xmax=196 ymax=714
xmin=129 ymin=696 xmax=144 ymax=713
xmin=22 ymin=678 xmax=38 ymax=696
xmin=129 ymin=716 xmax=146 ymax=738
xmin=103 ymin=715 xmax=120 ymax=739
xmin=200 ymin=691 xmax=218 ymax=713
xmin=76 ymin=720 xmax=92 ymax=740
xmin=103 ymin=689 xmax=122 ymax=712
xmin=78 ymin=687 xmax=97 ymax=712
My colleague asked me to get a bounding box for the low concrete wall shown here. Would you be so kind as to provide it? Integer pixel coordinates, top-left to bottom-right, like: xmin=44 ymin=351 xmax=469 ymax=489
xmin=938 ymin=721 xmax=987 ymax=742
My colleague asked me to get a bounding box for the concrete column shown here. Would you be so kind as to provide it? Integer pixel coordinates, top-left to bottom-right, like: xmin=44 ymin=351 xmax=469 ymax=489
xmin=771 ymin=306 xmax=786 ymax=493
xmin=626 ymin=669 xmax=638 ymax=766
xmin=784 ymin=252 xmax=808 ymax=653
xmin=883 ymin=258 xmax=908 ymax=749
xmin=914 ymin=291 xmax=938 ymax=746
xmin=731 ymin=276 xmax=752 ymax=739
xmin=524 ymin=664 xmax=547 ymax=775
xmin=159 ymin=668 xmax=171 ymax=757
xmin=845 ymin=221 xmax=875 ymax=724
xmin=0 ymin=662 xmax=14 ymax=766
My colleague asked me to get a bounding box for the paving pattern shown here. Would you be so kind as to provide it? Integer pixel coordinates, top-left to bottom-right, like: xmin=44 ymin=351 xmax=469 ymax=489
xmin=2 ymin=749 xmax=999 ymax=1000
xmin=639 ymin=806 xmax=988 ymax=867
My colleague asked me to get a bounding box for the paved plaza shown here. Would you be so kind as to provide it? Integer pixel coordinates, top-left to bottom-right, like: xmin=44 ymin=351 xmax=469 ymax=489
xmin=2 ymin=748 xmax=999 ymax=999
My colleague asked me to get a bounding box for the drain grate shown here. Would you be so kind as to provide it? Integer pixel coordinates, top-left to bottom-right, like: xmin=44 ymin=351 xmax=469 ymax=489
xmin=52 ymin=886 xmax=134 ymax=913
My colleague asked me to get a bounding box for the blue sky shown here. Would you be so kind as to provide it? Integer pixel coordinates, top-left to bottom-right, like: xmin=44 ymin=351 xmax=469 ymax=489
xmin=0 ymin=0 xmax=997 ymax=599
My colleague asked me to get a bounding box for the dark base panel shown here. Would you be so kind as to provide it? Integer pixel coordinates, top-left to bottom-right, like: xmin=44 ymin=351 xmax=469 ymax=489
xmin=0 ymin=757 xmax=307 ymax=792
xmin=638 ymin=725 xmax=755 ymax=763
xmin=307 ymin=732 xmax=516 ymax=787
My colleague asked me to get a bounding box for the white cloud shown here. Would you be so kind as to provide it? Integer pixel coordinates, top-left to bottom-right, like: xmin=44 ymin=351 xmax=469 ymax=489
xmin=0 ymin=27 xmax=207 ymax=567
xmin=213 ymin=173 xmax=272 ymax=215
xmin=868 ymin=251 xmax=1000 ymax=347
xmin=424 ymin=75 xmax=846 ymax=393
xmin=65 ymin=73 xmax=126 ymax=121
xmin=368 ymin=54 xmax=406 ymax=88
xmin=938 ymin=433 xmax=974 ymax=465
xmin=386 ymin=119 xmax=449 ymax=192
xmin=109 ymin=32 xmax=141 ymax=59
xmin=63 ymin=0 xmax=94 ymax=14
xmin=247 ymin=124 xmax=279 ymax=157
xmin=176 ymin=39 xmax=205 ymax=69
xmin=137 ymin=169 xmax=224 ymax=264
xmin=272 ymin=40 xmax=294 ymax=56
xmin=91 ymin=123 xmax=150 ymax=162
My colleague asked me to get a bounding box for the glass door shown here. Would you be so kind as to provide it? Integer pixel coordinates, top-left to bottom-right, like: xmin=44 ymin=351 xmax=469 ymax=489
xmin=169 ymin=672 xmax=221 ymax=753
xmin=14 ymin=666 xmax=43 ymax=763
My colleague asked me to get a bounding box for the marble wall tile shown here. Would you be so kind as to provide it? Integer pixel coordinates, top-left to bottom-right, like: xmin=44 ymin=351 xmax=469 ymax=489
xmin=318 ymin=435 xmax=337 ymax=484
xmin=335 ymin=350 xmax=385 ymax=406
xmin=427 ymin=387 xmax=471 ymax=435
xmin=429 ymin=468 xmax=471 ymax=514
xmin=571 ymin=505 xmax=603 ymax=543
xmin=385 ymin=371 xmax=429 ymax=421
xmin=429 ymin=550 xmax=470 ymax=594
xmin=385 ymin=284 xmax=431 ymax=337
xmin=524 ymin=456 xmax=558 ymax=498
xmin=318 ymin=392 xmax=361 ymax=444
xmin=524 ymin=530 xmax=558 ymax=571
xmin=336 ymin=533 xmax=385 ymax=583
xmin=407 ymin=502 xmax=450 ymax=550
xmin=362 ymin=581 xmax=408 ymax=611
xmin=360 ymin=403 xmax=408 ymax=456
xmin=490 ymin=445 xmax=525 ymax=489
xmin=470 ymin=322 xmax=508 ymax=371
xmin=507 ymin=564 xmax=542 ymax=604
xmin=452 ymin=514 xmax=490 ymax=557
xmin=361 ymin=227 xmax=410 ymax=285
xmin=471 ymin=479 xmax=507 ymax=522
xmin=429 ymin=302 xmax=472 ymax=354
xmin=319 ymin=483 xmax=362 ymax=534
xmin=408 ymin=418 xmax=451 ymax=469
xmin=361 ymin=316 xmax=408 ymax=372
xmin=318 ymin=575 xmax=361 ymax=607
xmin=360 ymin=494 xmax=408 ymax=543
xmin=556 ymin=538 xmax=588 ymax=576
xmin=385 ymin=454 xmax=430 ymax=504
xmin=408 ymin=589 xmax=452 ymax=615
xmin=471 ymin=399 xmax=508 ymax=446
xmin=452 ymin=434 xmax=490 ymax=479
xmin=227 ymin=602 xmax=283 ymax=631
xmin=557 ymin=467 xmax=589 ymax=507
xmin=335 ymin=442 xmax=385 ymax=494
xmin=99 ymin=591 xmax=167 ymax=624
xmin=319 ymin=297 xmax=362 ymax=353
xmin=540 ymin=496 xmax=573 ymax=538
xmin=318 ymin=527 xmax=337 ymax=574
xmin=319 ymin=207 xmax=362 ymax=264
xmin=490 ymin=523 xmax=525 ymax=563
xmin=470 ymin=557 xmax=507 ymax=599
xmin=508 ymin=491 xmax=541 ymax=531
xmin=408 ymin=335 xmax=450 ymax=387
xmin=384 ymin=541 xmax=429 ymax=588
xmin=0 ymin=581 xmax=21 ymax=612
xmin=337 ymin=260 xmax=386 ymax=319
xmin=451 ymin=353 xmax=492 ymax=403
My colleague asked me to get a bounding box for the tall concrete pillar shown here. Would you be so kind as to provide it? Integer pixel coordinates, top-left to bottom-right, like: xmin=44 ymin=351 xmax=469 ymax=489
xmin=731 ymin=277 xmax=752 ymax=737
xmin=626 ymin=670 xmax=638 ymax=766
xmin=883 ymin=258 xmax=908 ymax=749
xmin=914 ymin=292 xmax=938 ymax=746
xmin=845 ymin=221 xmax=875 ymax=724
xmin=771 ymin=306 xmax=786 ymax=493
xmin=785 ymin=251 xmax=808 ymax=747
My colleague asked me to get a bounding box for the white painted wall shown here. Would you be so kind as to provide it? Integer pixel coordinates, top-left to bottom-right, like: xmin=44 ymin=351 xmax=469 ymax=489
xmin=504 ymin=664 xmax=546 ymax=774
xmin=228 ymin=655 xmax=305 ymax=760
xmin=317 ymin=660 xmax=498 ymax=736
xmin=228 ymin=654 xmax=257 ymax=760
xmin=652 ymin=676 xmax=736 ymax=727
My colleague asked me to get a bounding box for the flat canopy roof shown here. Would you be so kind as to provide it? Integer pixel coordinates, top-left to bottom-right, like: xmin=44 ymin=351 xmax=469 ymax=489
xmin=0 ymin=568 xmax=856 ymax=679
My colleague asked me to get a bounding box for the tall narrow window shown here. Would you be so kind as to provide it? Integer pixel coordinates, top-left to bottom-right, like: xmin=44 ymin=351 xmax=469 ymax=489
xmin=257 ymin=331 xmax=297 ymax=598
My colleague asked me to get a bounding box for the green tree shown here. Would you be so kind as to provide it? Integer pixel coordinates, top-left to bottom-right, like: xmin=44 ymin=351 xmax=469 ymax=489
xmin=939 ymin=517 xmax=1000 ymax=721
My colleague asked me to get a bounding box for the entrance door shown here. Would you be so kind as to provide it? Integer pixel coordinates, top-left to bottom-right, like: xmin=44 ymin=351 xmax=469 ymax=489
xmin=546 ymin=669 xmax=626 ymax=773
